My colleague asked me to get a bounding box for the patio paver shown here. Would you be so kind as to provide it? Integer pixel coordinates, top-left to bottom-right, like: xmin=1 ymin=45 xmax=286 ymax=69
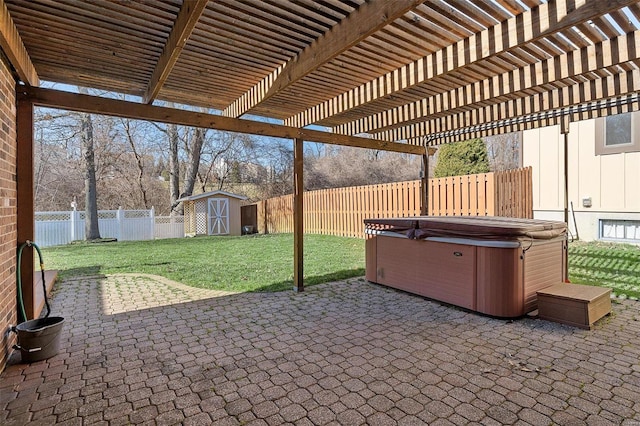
xmin=1 ymin=274 xmax=640 ymax=425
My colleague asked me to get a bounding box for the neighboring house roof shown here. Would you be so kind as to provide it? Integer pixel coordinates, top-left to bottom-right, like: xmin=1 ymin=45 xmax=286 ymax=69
xmin=176 ymin=190 xmax=248 ymax=203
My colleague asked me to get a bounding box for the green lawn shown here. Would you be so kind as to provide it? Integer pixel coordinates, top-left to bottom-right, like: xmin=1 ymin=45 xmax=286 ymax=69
xmin=43 ymin=234 xmax=365 ymax=292
xmin=43 ymin=235 xmax=640 ymax=297
xmin=569 ymin=241 xmax=640 ymax=299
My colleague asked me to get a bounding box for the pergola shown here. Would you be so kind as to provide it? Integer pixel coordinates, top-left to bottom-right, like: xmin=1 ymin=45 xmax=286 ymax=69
xmin=2 ymin=0 xmax=639 ymax=317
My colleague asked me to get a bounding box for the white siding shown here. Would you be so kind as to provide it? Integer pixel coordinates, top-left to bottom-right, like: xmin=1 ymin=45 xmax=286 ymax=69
xmin=624 ymin=153 xmax=640 ymax=210
xmin=523 ymin=118 xmax=640 ymax=242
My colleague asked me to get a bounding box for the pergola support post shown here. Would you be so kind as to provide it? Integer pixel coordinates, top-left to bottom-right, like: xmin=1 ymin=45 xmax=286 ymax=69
xmin=420 ymin=152 xmax=428 ymax=215
xmin=420 ymin=145 xmax=437 ymax=216
xmin=293 ymin=138 xmax=304 ymax=292
xmin=561 ymin=117 xmax=570 ymax=282
xmin=16 ymin=96 xmax=34 ymax=321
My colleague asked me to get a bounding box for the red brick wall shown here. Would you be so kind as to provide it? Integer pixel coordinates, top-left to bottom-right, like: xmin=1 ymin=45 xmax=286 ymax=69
xmin=0 ymin=56 xmax=17 ymax=371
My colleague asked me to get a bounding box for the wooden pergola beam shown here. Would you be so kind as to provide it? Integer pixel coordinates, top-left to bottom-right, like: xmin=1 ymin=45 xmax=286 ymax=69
xmin=377 ymin=71 xmax=640 ymax=144
xmin=20 ymin=86 xmax=424 ymax=154
xmin=335 ymin=31 xmax=640 ymax=136
xmin=284 ymin=0 xmax=636 ymax=129
xmin=143 ymin=0 xmax=208 ymax=104
xmin=16 ymin=96 xmax=34 ymax=320
xmin=222 ymin=0 xmax=422 ymax=118
xmin=0 ymin=0 xmax=38 ymax=86
xmin=293 ymin=138 xmax=304 ymax=292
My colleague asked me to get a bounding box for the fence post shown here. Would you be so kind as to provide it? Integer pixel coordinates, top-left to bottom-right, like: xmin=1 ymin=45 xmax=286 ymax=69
xmin=486 ymin=173 xmax=496 ymax=216
xmin=150 ymin=206 xmax=155 ymax=240
xmin=263 ymin=199 xmax=268 ymax=234
xmin=117 ymin=206 xmax=124 ymax=241
xmin=70 ymin=208 xmax=76 ymax=241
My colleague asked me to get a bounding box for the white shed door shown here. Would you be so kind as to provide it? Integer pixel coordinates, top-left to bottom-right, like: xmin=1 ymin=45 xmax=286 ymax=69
xmin=208 ymin=198 xmax=229 ymax=235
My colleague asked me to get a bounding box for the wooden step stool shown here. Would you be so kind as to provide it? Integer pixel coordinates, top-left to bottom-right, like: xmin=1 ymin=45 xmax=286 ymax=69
xmin=537 ymin=283 xmax=612 ymax=329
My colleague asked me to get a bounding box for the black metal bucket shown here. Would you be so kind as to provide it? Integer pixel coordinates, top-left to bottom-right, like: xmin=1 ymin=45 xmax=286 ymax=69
xmin=13 ymin=317 xmax=65 ymax=363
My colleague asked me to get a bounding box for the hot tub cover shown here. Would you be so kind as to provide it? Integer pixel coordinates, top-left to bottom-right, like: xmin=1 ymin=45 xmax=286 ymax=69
xmin=364 ymin=216 xmax=567 ymax=240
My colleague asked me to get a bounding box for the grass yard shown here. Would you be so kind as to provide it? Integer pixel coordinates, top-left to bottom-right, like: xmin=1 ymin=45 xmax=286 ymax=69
xmin=43 ymin=234 xmax=365 ymax=292
xmin=43 ymin=234 xmax=640 ymax=297
xmin=569 ymin=241 xmax=640 ymax=299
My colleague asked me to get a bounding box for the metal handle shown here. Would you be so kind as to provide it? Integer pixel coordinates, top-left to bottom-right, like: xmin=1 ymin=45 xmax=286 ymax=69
xmin=12 ymin=344 xmax=42 ymax=353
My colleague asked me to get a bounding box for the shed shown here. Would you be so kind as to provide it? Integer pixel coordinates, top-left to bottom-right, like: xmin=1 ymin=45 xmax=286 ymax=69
xmin=177 ymin=191 xmax=247 ymax=237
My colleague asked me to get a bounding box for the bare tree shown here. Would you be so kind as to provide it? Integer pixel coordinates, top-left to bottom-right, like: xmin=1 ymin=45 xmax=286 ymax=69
xmin=167 ymin=123 xmax=181 ymax=214
xmin=152 ymin=119 xmax=182 ymax=215
xmin=120 ymin=118 xmax=150 ymax=208
xmin=197 ymin=142 xmax=231 ymax=192
xmin=198 ymin=132 xmax=256 ymax=192
xmin=37 ymin=99 xmax=405 ymax=216
xmin=35 ymin=101 xmax=171 ymax=213
xmin=305 ymin=145 xmax=421 ymax=190
xmin=34 ymin=109 xmax=84 ymax=211
xmin=182 ymin=127 xmax=207 ymax=198
xmin=79 ymin=108 xmax=101 ymax=240
xmin=485 ymin=132 xmax=522 ymax=171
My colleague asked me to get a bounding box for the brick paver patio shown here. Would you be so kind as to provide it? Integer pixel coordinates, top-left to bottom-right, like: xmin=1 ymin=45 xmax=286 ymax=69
xmin=1 ymin=274 xmax=639 ymax=425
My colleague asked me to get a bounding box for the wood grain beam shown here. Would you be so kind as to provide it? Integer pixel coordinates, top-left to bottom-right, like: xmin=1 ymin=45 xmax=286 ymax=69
xmin=293 ymin=138 xmax=304 ymax=292
xmin=20 ymin=86 xmax=423 ymax=154
xmin=16 ymin=97 xmax=34 ymax=320
xmin=376 ymin=69 xmax=640 ymax=144
xmin=222 ymin=0 xmax=422 ymax=118
xmin=334 ymin=31 xmax=640 ymax=136
xmin=284 ymin=0 xmax=636 ymax=128
xmin=143 ymin=0 xmax=208 ymax=104
xmin=0 ymin=0 xmax=38 ymax=86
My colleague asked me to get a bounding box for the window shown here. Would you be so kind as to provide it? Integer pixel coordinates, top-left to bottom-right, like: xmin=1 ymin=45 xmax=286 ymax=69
xmin=600 ymin=220 xmax=640 ymax=243
xmin=595 ymin=111 xmax=640 ymax=155
xmin=605 ymin=114 xmax=631 ymax=146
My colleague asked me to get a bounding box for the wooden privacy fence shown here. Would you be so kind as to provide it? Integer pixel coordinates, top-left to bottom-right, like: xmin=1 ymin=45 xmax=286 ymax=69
xmin=256 ymin=180 xmax=422 ymax=238
xmin=493 ymin=167 xmax=534 ymax=218
xmin=250 ymin=167 xmax=532 ymax=238
xmin=428 ymin=167 xmax=533 ymax=218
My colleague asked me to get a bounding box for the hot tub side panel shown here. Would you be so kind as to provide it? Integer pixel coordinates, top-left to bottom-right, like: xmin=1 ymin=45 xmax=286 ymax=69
xmin=373 ymin=236 xmax=476 ymax=310
xmin=476 ymin=247 xmax=524 ymax=317
xmin=475 ymin=239 xmax=565 ymax=317
xmin=522 ymin=239 xmax=566 ymax=313
xmin=365 ymin=236 xmax=377 ymax=282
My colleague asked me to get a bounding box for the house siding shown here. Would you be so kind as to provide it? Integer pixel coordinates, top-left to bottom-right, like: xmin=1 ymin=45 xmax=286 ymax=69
xmin=0 ymin=56 xmax=17 ymax=372
xmin=523 ymin=119 xmax=640 ymax=242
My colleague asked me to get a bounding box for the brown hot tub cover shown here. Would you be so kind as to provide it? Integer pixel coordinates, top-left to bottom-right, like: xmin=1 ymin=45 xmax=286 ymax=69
xmin=364 ymin=216 xmax=567 ymax=241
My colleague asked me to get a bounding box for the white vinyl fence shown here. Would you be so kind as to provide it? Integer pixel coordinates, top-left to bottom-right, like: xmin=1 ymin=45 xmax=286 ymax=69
xmin=35 ymin=208 xmax=184 ymax=247
xmin=154 ymin=215 xmax=185 ymax=239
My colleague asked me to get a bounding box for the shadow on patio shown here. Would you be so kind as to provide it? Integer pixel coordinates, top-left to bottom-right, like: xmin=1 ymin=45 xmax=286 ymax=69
xmin=2 ymin=273 xmax=640 ymax=425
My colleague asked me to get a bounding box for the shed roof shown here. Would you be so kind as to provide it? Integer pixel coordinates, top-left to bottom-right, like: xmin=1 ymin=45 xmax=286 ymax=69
xmin=4 ymin=0 xmax=640 ymax=145
xmin=176 ymin=190 xmax=248 ymax=203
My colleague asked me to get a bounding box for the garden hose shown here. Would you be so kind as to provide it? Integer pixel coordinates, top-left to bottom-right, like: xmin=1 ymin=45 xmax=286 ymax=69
xmin=17 ymin=241 xmax=49 ymax=323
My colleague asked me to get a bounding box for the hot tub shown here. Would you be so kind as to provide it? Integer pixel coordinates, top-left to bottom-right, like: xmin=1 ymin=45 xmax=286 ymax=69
xmin=365 ymin=216 xmax=567 ymax=318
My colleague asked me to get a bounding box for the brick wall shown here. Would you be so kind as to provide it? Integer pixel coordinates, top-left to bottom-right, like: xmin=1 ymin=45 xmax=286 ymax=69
xmin=0 ymin=56 xmax=17 ymax=371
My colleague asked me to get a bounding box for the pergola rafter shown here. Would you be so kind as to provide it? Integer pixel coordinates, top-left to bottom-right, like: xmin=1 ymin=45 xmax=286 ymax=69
xmin=0 ymin=0 xmax=37 ymax=86
xmin=334 ymin=31 xmax=640 ymax=136
xmin=377 ymin=68 xmax=640 ymax=144
xmin=416 ymin=91 xmax=640 ymax=145
xmin=143 ymin=0 xmax=208 ymax=104
xmin=221 ymin=0 xmax=423 ymax=118
xmin=284 ymin=0 xmax=637 ymax=129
